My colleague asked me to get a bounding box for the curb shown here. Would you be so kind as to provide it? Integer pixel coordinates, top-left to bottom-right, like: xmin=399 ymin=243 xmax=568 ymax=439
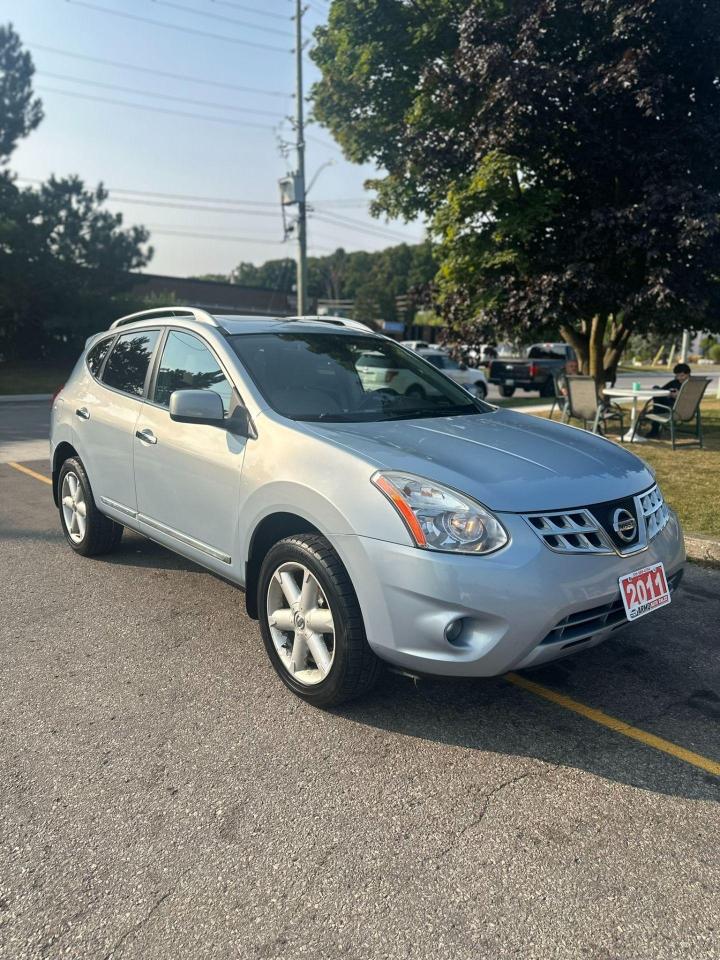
xmin=685 ymin=534 xmax=720 ymax=566
xmin=0 ymin=394 xmax=52 ymax=403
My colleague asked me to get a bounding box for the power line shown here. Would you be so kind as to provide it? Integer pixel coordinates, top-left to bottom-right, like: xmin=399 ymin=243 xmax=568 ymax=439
xmin=106 ymin=196 xmax=283 ymax=217
xmin=149 ymin=228 xmax=287 ymax=244
xmin=36 ymin=85 xmax=277 ymax=129
xmin=312 ymin=211 xmax=423 ymax=244
xmin=38 ymin=71 xmax=282 ymax=119
xmin=210 ymin=0 xmax=291 ymax=21
xmin=63 ymin=0 xmax=290 ymax=53
xmin=28 ymin=43 xmax=290 ymax=98
xmin=15 ymin=177 xmax=373 ymax=211
xmin=150 ymin=0 xmax=293 ymax=38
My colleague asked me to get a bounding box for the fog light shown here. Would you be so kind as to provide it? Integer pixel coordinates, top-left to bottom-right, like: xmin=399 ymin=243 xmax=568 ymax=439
xmin=444 ymin=618 xmax=464 ymax=645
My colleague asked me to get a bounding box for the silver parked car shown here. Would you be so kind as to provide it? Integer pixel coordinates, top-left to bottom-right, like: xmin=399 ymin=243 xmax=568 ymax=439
xmin=50 ymin=308 xmax=685 ymax=706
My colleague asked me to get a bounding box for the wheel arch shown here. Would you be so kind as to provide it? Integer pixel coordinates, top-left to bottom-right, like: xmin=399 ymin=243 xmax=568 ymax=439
xmin=52 ymin=441 xmax=79 ymax=506
xmin=244 ymin=512 xmax=322 ymax=619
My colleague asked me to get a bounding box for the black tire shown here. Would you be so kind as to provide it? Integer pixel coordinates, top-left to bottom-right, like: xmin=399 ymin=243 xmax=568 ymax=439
xmin=539 ymin=379 xmax=556 ymax=398
xmin=499 ymin=385 xmax=516 ymax=398
xmin=258 ymin=534 xmax=382 ymax=707
xmin=57 ymin=457 xmax=123 ymax=557
xmin=473 ymin=381 xmax=487 ymax=401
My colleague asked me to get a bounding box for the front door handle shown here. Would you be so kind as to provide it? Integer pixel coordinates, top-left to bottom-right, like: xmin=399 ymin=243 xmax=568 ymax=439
xmin=75 ymin=407 xmax=90 ymax=420
xmin=135 ymin=428 xmax=157 ymax=445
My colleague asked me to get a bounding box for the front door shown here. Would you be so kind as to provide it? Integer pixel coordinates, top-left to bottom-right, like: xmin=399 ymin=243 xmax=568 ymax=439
xmin=133 ymin=328 xmax=247 ymax=568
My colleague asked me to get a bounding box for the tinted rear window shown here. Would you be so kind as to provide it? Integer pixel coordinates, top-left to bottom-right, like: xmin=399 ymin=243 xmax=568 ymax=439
xmin=102 ymin=330 xmax=159 ymax=397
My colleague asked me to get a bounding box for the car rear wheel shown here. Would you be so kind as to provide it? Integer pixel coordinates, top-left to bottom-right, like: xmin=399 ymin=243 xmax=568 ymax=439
xmin=472 ymin=381 xmax=487 ymax=401
xmin=258 ymin=534 xmax=382 ymax=706
xmin=499 ymin=385 xmax=516 ymax=398
xmin=539 ymin=379 xmax=556 ymax=398
xmin=58 ymin=457 xmax=123 ymax=556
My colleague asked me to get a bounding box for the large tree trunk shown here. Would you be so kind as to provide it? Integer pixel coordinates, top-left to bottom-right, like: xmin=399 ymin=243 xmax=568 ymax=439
xmin=560 ymin=315 xmax=633 ymax=393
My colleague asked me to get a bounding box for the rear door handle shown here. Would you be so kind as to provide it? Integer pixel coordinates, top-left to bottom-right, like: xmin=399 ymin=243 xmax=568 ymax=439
xmin=75 ymin=407 xmax=90 ymax=420
xmin=135 ymin=428 xmax=157 ymax=445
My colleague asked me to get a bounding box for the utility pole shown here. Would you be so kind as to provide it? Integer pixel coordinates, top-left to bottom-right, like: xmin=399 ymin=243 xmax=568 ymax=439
xmin=294 ymin=0 xmax=308 ymax=315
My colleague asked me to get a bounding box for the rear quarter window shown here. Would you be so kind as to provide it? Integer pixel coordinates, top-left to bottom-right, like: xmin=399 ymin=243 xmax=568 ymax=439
xmin=86 ymin=337 xmax=114 ymax=378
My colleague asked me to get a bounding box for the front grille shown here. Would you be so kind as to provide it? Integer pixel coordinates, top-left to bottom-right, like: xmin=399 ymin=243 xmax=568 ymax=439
xmin=524 ymin=484 xmax=670 ymax=557
xmin=524 ymin=510 xmax=610 ymax=554
xmin=539 ymin=569 xmax=683 ymax=648
xmin=638 ymin=485 xmax=670 ymax=540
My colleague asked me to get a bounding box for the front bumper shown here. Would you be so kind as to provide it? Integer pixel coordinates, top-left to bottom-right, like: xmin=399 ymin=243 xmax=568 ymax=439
xmin=333 ymin=509 xmax=685 ymax=677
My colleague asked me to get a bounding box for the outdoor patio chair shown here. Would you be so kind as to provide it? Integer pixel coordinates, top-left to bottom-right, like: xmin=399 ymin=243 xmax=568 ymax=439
xmin=547 ymin=372 xmax=567 ymax=420
xmin=631 ymin=377 xmax=711 ymax=448
xmin=561 ymin=375 xmax=625 ymax=438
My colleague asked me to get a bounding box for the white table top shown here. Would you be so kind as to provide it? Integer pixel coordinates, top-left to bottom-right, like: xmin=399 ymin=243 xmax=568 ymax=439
xmin=603 ymin=387 xmax=671 ymax=400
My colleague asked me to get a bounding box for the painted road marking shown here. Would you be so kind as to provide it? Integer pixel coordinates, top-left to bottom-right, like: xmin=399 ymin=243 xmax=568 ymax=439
xmin=7 ymin=461 xmax=52 ymax=485
xmin=6 ymin=458 xmax=719 ymax=778
xmin=506 ymin=672 xmax=720 ymax=777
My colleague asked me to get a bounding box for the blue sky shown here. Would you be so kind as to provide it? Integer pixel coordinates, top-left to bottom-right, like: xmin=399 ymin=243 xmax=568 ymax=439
xmin=5 ymin=0 xmax=425 ymax=277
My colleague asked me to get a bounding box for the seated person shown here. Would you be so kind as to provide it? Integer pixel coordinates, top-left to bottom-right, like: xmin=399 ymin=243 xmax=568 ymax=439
xmin=647 ymin=362 xmax=691 ymax=436
xmin=554 ymin=358 xmax=579 ymax=409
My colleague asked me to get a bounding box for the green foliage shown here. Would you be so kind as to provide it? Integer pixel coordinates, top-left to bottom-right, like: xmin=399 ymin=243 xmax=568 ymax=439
xmin=709 ymin=343 xmax=720 ymax=363
xmin=0 ymin=26 xmax=152 ymax=361
xmin=227 ymin=242 xmax=437 ymax=325
xmin=312 ymin=0 xmax=720 ymax=377
xmin=0 ymin=23 xmax=43 ymax=161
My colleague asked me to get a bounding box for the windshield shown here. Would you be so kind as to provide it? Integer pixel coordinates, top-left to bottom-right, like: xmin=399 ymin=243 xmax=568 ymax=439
xmin=228 ymin=332 xmax=492 ymax=422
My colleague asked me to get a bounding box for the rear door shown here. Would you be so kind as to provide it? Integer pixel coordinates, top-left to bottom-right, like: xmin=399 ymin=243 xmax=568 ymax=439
xmin=74 ymin=328 xmax=160 ymax=516
xmin=132 ymin=328 xmax=247 ymax=569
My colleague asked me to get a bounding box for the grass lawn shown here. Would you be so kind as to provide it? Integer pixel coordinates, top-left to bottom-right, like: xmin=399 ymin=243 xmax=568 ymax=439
xmin=542 ymin=399 xmax=720 ymax=538
xmin=0 ymin=362 xmax=74 ymax=395
xmin=495 ymin=395 xmax=551 ymax=408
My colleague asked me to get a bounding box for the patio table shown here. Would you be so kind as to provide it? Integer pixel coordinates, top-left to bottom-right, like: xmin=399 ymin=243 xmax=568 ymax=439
xmin=603 ymin=387 xmax=671 ymax=443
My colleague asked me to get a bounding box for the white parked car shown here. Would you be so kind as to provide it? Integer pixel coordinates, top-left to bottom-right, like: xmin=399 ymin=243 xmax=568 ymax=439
xmin=416 ymin=350 xmax=488 ymax=399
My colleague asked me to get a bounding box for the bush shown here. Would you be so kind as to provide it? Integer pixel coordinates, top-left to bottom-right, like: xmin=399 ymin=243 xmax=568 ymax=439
xmin=709 ymin=343 xmax=720 ymax=363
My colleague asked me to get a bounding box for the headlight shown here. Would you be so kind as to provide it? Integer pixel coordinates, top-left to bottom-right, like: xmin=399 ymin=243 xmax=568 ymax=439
xmin=371 ymin=471 xmax=509 ymax=555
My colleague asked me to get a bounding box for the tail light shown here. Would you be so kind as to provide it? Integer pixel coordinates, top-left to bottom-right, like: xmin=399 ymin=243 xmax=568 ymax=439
xmin=51 ymin=385 xmax=64 ymax=403
xmin=528 ymin=363 xmax=538 ymax=378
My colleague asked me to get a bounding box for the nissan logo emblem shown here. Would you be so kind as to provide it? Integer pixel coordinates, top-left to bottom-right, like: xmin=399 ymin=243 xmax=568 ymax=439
xmin=612 ymin=508 xmax=637 ymax=542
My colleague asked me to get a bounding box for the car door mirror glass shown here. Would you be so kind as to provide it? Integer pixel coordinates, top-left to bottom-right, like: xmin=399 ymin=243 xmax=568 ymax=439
xmin=169 ymin=389 xmax=225 ymax=425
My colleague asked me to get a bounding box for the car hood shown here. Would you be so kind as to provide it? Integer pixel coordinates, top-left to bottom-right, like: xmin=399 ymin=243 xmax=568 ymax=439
xmin=307 ymin=408 xmax=654 ymax=512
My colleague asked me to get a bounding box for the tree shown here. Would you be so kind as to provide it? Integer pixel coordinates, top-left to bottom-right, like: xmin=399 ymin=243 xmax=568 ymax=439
xmin=0 ymin=23 xmax=43 ymax=160
xmin=223 ymin=242 xmax=437 ymax=325
xmin=312 ymin=0 xmax=720 ymax=385
xmin=0 ymin=25 xmax=152 ymax=360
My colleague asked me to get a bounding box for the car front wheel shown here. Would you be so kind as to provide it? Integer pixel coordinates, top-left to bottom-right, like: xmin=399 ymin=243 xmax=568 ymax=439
xmin=258 ymin=534 xmax=382 ymax=706
xmin=58 ymin=457 xmax=123 ymax=556
xmin=472 ymin=381 xmax=487 ymax=400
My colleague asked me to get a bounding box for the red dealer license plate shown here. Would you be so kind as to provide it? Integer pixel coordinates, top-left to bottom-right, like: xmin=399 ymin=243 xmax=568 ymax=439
xmin=619 ymin=561 xmax=671 ymax=622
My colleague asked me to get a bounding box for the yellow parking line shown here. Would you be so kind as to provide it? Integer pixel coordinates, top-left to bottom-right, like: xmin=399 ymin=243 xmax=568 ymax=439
xmin=506 ymin=672 xmax=720 ymax=777
xmin=7 ymin=461 xmax=52 ymax=486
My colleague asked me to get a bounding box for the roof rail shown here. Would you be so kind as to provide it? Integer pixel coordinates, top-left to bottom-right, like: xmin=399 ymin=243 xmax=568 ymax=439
xmin=284 ymin=314 xmax=374 ymax=333
xmin=110 ymin=306 xmax=219 ymax=330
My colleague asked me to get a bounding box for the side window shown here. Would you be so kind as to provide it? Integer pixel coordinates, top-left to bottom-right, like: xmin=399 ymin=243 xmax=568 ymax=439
xmin=86 ymin=337 xmax=114 ymax=378
xmin=101 ymin=330 xmax=160 ymax=397
xmin=153 ymin=330 xmax=233 ymax=415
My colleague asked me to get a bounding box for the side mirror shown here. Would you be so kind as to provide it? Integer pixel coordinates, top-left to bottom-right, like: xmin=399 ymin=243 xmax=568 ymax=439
xmin=169 ymin=389 xmax=225 ymax=426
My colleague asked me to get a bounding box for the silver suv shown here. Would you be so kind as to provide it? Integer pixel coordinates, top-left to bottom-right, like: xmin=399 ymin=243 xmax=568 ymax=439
xmin=50 ymin=308 xmax=685 ymax=705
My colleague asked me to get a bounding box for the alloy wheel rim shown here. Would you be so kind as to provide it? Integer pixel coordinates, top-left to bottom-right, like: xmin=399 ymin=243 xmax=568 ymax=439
xmin=266 ymin=562 xmax=335 ymax=686
xmin=61 ymin=472 xmax=87 ymax=544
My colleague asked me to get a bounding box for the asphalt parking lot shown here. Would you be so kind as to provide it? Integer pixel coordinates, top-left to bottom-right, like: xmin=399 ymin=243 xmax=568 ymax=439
xmin=1 ymin=417 xmax=720 ymax=958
